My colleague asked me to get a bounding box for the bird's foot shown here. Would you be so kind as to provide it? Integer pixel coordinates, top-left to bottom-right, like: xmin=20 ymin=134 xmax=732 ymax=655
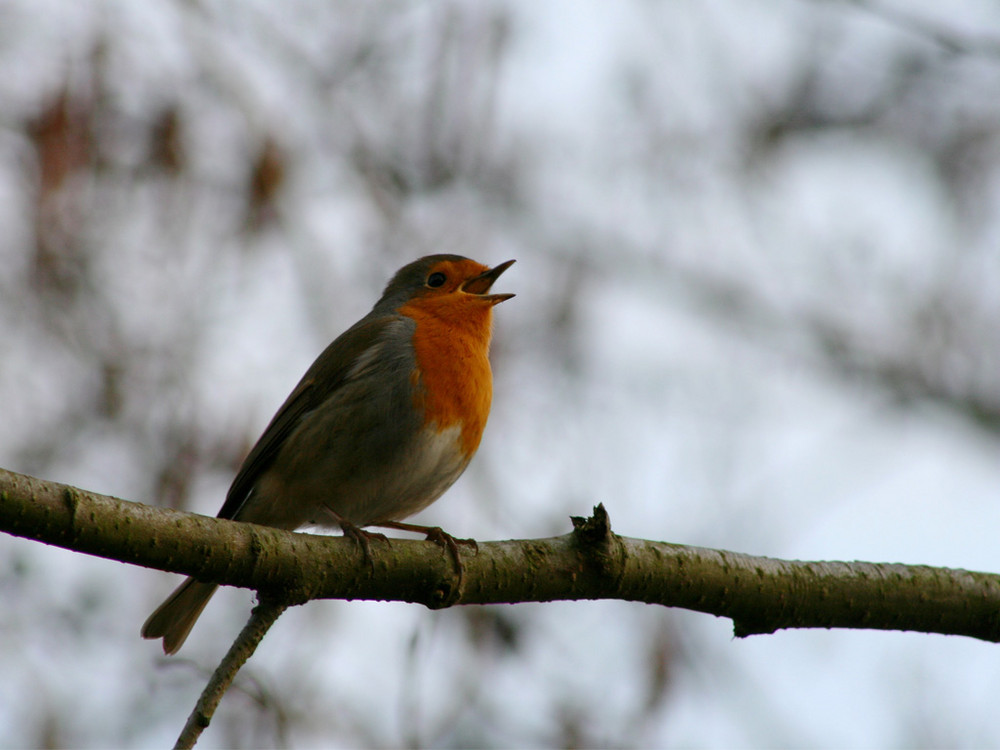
xmin=340 ymin=521 xmax=390 ymax=570
xmin=322 ymin=507 xmax=390 ymax=570
xmin=377 ymin=520 xmax=477 ymax=586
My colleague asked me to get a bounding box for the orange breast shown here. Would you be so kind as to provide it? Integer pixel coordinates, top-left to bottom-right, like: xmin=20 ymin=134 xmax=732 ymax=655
xmin=399 ymin=296 xmax=495 ymax=458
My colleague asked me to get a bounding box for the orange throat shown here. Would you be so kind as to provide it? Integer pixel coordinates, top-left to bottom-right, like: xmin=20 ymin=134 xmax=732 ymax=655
xmin=400 ymin=299 xmax=495 ymax=458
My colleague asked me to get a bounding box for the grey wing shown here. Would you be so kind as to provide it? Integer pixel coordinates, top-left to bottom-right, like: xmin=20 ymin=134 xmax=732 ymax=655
xmin=217 ymin=314 xmax=401 ymax=521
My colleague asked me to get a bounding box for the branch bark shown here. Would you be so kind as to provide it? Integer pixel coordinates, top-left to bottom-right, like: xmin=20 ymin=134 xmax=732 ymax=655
xmin=3 ymin=466 xmax=1000 ymax=642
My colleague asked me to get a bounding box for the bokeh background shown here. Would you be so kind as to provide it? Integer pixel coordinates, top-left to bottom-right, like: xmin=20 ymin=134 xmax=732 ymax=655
xmin=2 ymin=1 xmax=1000 ymax=747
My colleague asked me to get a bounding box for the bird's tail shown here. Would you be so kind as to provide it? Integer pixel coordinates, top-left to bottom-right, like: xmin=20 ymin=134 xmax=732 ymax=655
xmin=140 ymin=578 xmax=218 ymax=655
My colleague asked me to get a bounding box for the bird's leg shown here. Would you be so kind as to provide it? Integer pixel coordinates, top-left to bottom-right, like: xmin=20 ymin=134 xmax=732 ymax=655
xmin=375 ymin=520 xmax=477 ymax=585
xmin=321 ymin=507 xmax=389 ymax=570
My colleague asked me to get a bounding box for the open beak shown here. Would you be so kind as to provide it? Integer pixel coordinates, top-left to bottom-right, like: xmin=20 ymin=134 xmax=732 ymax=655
xmin=462 ymin=259 xmax=516 ymax=304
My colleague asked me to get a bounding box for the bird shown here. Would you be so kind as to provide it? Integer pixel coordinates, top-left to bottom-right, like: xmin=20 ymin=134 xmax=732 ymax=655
xmin=141 ymin=254 xmax=514 ymax=654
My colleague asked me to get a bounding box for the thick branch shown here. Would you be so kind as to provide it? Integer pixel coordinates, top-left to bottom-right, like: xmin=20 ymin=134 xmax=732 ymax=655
xmin=3 ymin=467 xmax=1000 ymax=642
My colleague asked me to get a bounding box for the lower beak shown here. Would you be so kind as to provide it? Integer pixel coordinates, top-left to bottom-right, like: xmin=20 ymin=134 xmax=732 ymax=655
xmin=462 ymin=259 xmax=516 ymax=304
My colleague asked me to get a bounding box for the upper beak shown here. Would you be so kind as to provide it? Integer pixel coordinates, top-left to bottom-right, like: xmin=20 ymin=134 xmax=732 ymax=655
xmin=462 ymin=259 xmax=516 ymax=304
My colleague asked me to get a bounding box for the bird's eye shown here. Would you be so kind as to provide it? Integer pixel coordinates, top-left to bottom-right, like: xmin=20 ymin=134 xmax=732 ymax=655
xmin=426 ymin=272 xmax=447 ymax=288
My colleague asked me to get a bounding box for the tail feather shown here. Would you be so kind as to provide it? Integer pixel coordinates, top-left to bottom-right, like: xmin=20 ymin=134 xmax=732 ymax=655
xmin=141 ymin=578 xmax=218 ymax=655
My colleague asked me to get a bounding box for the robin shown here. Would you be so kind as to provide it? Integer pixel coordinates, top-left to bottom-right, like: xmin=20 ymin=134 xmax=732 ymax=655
xmin=141 ymin=254 xmax=514 ymax=654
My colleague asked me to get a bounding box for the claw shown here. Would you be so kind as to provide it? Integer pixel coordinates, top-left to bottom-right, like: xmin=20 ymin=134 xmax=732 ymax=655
xmin=340 ymin=521 xmax=391 ymax=570
xmin=376 ymin=521 xmax=476 ymax=586
xmin=323 ymin=506 xmax=390 ymax=571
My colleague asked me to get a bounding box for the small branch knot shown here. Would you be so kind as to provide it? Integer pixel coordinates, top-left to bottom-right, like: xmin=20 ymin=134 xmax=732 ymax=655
xmin=427 ymin=580 xmax=459 ymax=609
xmin=62 ymin=486 xmax=80 ymax=531
xmin=570 ymin=503 xmax=613 ymax=545
xmin=569 ymin=504 xmax=626 ymax=592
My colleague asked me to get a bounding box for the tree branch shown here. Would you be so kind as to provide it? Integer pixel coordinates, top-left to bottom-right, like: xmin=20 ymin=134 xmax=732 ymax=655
xmin=174 ymin=598 xmax=286 ymax=750
xmin=3 ymin=466 xmax=1000 ymax=642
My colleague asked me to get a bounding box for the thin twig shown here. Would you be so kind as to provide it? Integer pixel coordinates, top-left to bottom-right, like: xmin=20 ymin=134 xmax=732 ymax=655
xmin=174 ymin=598 xmax=287 ymax=750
